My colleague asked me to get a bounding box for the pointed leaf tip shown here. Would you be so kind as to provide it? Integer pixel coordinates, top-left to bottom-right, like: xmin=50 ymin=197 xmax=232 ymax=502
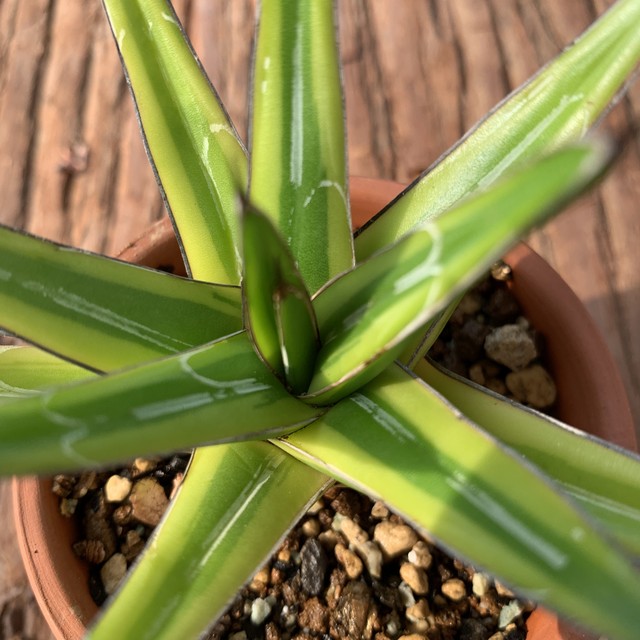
xmin=103 ymin=0 xmax=248 ymax=283
xmin=249 ymin=0 xmax=353 ymax=293
xmin=242 ymin=203 xmax=319 ymax=395
xmin=305 ymin=140 xmax=611 ymax=405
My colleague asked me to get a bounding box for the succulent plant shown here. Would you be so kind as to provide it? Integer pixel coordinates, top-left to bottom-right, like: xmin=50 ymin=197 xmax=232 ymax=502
xmin=2 ymin=0 xmax=640 ymax=638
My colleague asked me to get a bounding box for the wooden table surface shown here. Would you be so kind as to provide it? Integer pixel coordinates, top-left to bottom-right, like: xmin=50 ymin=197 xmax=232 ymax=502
xmin=0 ymin=1 xmax=638 ymax=636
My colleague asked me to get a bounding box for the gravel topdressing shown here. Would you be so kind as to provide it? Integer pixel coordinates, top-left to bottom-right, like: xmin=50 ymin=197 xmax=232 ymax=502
xmin=56 ymin=270 xmax=552 ymax=640
xmin=204 ymin=485 xmax=532 ymax=640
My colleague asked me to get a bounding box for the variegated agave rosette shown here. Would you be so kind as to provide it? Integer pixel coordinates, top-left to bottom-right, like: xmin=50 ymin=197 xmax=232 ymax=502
xmin=2 ymin=1 xmax=640 ymax=638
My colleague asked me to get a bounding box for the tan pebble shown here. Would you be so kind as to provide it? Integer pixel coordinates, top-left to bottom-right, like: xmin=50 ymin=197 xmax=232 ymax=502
xmin=52 ymin=474 xmax=75 ymax=498
xmin=475 ymin=597 xmax=495 ymax=618
xmin=397 ymin=634 xmax=427 ymax=640
xmin=355 ymin=540 xmax=383 ymax=579
xmin=264 ymin=622 xmax=279 ymax=640
xmin=100 ymin=553 xmax=127 ymax=595
xmin=400 ymin=562 xmax=429 ymax=595
xmin=491 ymin=261 xmax=512 ymax=282
xmin=129 ymin=477 xmax=169 ymax=526
xmin=335 ymin=543 xmax=363 ymax=579
xmin=468 ymin=363 xmax=485 ymax=385
xmin=332 ymin=513 xmax=368 ymax=545
xmin=323 ymin=484 xmax=342 ymax=501
xmin=408 ymin=618 xmax=429 ymax=634
xmin=412 ymin=622 xmax=430 ymax=634
xmin=59 ymin=498 xmax=78 ymax=517
xmin=169 ymin=472 xmax=184 ymax=500
xmin=73 ymin=539 xmax=106 ymax=564
xmin=371 ymin=501 xmax=389 ymax=519
xmin=398 ymin=582 xmax=416 ymax=607
xmin=506 ymin=364 xmax=557 ymax=408
xmin=318 ymin=529 xmax=341 ymax=549
xmin=133 ymin=457 xmax=157 ymax=474
xmin=301 ymin=518 xmax=321 ymax=538
xmin=488 ymin=633 xmax=505 ymax=640
xmin=472 ymin=572 xmax=491 ymax=597
xmin=406 ymin=598 xmax=430 ymax=622
xmin=306 ymin=498 xmax=324 ymax=514
xmin=407 ymin=541 xmax=432 ymax=569
xmin=112 ymin=503 xmax=133 ymax=525
xmin=121 ymin=529 xmax=145 ymax=562
xmin=441 ymin=578 xmax=466 ymax=601
xmin=365 ymin=605 xmax=380 ymax=638
xmin=386 ymin=617 xmax=401 ymax=636
xmin=277 ymin=548 xmax=291 ymax=563
xmin=84 ymin=505 xmax=117 ymax=556
xmin=229 ymin=632 xmax=248 ymax=640
xmin=73 ymin=471 xmax=98 ymax=498
xmin=374 ymin=521 xmax=418 ymax=559
xmin=484 ymin=324 xmax=537 ymax=371
xmin=495 ymin=581 xmax=515 ymax=598
xmin=270 ymin=566 xmax=286 ymax=586
xmin=249 ymin=566 xmax=271 ymax=593
xmin=104 ymin=475 xmax=132 ymax=503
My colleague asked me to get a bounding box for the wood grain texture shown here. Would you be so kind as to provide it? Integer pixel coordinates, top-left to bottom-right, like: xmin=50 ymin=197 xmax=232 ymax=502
xmin=0 ymin=1 xmax=638 ymax=636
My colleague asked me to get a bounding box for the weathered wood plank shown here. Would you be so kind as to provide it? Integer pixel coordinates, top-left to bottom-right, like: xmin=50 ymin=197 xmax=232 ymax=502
xmin=25 ymin=1 xmax=97 ymax=242
xmin=67 ymin=6 xmax=127 ymax=254
xmin=0 ymin=480 xmax=53 ymax=639
xmin=0 ymin=2 xmax=638 ymax=636
xmin=0 ymin=0 xmax=51 ymax=229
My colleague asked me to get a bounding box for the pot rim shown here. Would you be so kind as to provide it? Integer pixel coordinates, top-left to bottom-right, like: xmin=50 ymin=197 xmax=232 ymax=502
xmin=13 ymin=176 xmax=636 ymax=640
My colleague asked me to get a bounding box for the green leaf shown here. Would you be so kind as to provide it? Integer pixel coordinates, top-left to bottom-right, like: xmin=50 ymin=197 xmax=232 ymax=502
xmin=305 ymin=142 xmax=610 ymax=404
xmin=0 ymin=346 xmax=93 ymax=404
xmin=250 ymin=0 xmax=353 ymax=293
xmin=355 ymin=0 xmax=640 ymax=259
xmin=88 ymin=443 xmax=330 ymax=640
xmin=278 ymin=364 xmax=640 ymax=640
xmin=102 ymin=0 xmax=247 ymax=283
xmin=0 ymin=332 xmax=322 ymax=475
xmin=242 ymin=204 xmax=319 ymax=394
xmin=416 ymin=358 xmax=640 ymax=556
xmin=0 ymin=226 xmax=241 ymax=371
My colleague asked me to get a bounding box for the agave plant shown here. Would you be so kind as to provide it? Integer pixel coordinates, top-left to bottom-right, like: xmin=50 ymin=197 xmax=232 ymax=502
xmin=3 ymin=0 xmax=640 ymax=638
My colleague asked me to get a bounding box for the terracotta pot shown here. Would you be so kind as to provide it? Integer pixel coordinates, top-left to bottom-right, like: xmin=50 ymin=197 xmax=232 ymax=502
xmin=12 ymin=176 xmax=636 ymax=640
